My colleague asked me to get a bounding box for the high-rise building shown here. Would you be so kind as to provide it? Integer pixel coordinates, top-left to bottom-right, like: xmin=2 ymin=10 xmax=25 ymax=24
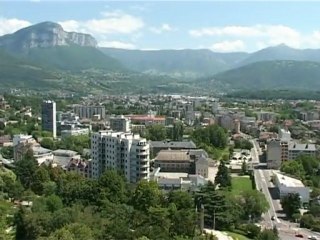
xmin=109 ymin=115 xmax=131 ymax=132
xmin=91 ymin=131 xmax=150 ymax=183
xmin=42 ymin=100 xmax=56 ymax=138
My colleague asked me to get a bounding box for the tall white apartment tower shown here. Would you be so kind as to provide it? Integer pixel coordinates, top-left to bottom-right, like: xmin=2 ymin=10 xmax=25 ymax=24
xmin=91 ymin=131 xmax=150 ymax=183
xmin=42 ymin=100 xmax=57 ymax=138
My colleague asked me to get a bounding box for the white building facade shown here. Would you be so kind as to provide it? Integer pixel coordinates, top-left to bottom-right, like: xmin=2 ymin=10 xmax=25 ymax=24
xmin=274 ymin=172 xmax=310 ymax=203
xmin=109 ymin=115 xmax=131 ymax=132
xmin=91 ymin=131 xmax=150 ymax=183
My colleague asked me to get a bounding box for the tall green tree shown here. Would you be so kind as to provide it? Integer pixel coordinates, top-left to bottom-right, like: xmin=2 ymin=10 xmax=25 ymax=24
xmin=241 ymin=161 xmax=248 ymax=175
xmin=98 ymin=170 xmax=128 ymax=204
xmin=238 ymin=190 xmax=269 ymax=220
xmin=172 ymin=122 xmax=184 ymax=141
xmin=146 ymin=124 xmax=167 ymax=141
xmin=195 ymin=182 xmax=234 ymax=230
xmin=280 ymin=160 xmax=305 ymax=180
xmin=192 ymin=125 xmax=227 ymax=149
xmin=15 ymin=149 xmax=38 ymax=189
xmin=281 ymin=193 xmax=301 ymax=219
xmin=234 ymin=139 xmax=253 ymax=150
xmin=131 ymin=181 xmax=163 ymax=212
xmin=214 ymin=161 xmax=231 ymax=189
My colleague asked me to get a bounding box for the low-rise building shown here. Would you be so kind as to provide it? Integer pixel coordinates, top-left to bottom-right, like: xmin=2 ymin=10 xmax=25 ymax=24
xmin=255 ymin=111 xmax=277 ymax=122
xmin=13 ymin=134 xmax=53 ymax=165
xmin=274 ymin=172 xmax=310 ymax=203
xmin=154 ymin=149 xmax=211 ymax=176
xmin=66 ymin=158 xmax=91 ymax=178
xmin=52 ymin=149 xmax=81 ymax=167
xmin=288 ymin=142 xmax=316 ymax=160
xmin=61 ymin=128 xmax=90 ymax=138
xmin=154 ymin=150 xmax=192 ymax=172
xmin=32 ymin=146 xmax=54 ymax=165
xmin=127 ymin=114 xmax=165 ymax=126
xmin=152 ymin=168 xmax=207 ymax=191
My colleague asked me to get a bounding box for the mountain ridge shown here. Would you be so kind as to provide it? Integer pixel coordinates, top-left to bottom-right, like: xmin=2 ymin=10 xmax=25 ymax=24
xmin=0 ymin=21 xmax=97 ymax=53
xmin=208 ymin=60 xmax=320 ymax=91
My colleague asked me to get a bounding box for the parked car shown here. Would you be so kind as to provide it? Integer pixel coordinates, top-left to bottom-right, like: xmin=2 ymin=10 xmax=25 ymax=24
xmin=295 ymin=233 xmax=304 ymax=238
xmin=271 ymin=216 xmax=275 ymax=220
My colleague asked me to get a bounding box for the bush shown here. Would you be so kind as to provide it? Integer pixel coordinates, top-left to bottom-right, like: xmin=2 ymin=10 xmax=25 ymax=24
xmin=245 ymin=223 xmax=261 ymax=238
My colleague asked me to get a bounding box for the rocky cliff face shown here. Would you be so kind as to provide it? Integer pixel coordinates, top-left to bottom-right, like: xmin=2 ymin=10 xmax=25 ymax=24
xmin=0 ymin=22 xmax=97 ymax=52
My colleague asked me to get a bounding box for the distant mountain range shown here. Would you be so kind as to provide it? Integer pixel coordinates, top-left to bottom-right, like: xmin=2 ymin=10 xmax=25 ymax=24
xmin=208 ymin=60 xmax=320 ymax=91
xmin=100 ymin=48 xmax=248 ymax=78
xmin=2 ymin=21 xmax=320 ymax=92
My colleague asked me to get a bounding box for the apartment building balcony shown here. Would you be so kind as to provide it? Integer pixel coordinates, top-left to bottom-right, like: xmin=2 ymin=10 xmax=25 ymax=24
xmin=137 ymin=151 xmax=148 ymax=156
xmin=140 ymin=172 xmax=149 ymax=178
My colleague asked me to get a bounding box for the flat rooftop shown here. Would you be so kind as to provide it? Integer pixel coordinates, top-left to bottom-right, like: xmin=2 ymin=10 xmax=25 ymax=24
xmin=151 ymin=140 xmax=197 ymax=149
xmin=155 ymin=150 xmax=191 ymax=161
xmin=289 ymin=142 xmax=316 ymax=151
xmin=275 ymin=172 xmax=305 ymax=187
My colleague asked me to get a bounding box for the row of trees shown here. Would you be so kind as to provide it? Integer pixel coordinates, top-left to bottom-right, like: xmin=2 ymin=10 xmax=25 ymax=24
xmin=192 ymin=125 xmax=227 ymax=149
xmin=40 ymin=135 xmax=90 ymax=156
xmin=234 ymin=139 xmax=253 ymax=150
xmin=191 ymin=125 xmax=228 ymax=160
xmin=143 ymin=122 xmax=184 ymax=141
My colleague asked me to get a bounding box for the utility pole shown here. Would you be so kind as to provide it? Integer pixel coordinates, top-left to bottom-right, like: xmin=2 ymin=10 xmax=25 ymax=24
xmin=200 ymin=204 xmax=204 ymax=233
xmin=213 ymin=207 xmax=216 ymax=230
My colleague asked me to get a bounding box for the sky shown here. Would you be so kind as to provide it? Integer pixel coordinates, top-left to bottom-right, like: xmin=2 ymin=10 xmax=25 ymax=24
xmin=1 ymin=1 xmax=320 ymax=52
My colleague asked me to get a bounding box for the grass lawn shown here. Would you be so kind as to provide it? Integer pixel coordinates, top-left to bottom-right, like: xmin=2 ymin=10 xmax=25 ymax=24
xmin=225 ymin=231 xmax=252 ymax=240
xmin=231 ymin=176 xmax=253 ymax=194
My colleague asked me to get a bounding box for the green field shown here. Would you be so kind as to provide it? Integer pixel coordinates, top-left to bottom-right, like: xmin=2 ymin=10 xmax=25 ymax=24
xmin=231 ymin=176 xmax=253 ymax=194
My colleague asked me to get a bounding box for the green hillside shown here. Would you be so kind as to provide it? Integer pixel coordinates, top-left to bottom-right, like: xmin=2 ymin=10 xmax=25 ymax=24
xmin=0 ymin=50 xmax=59 ymax=89
xmin=100 ymin=48 xmax=248 ymax=78
xmin=25 ymin=45 xmax=125 ymax=72
xmin=211 ymin=60 xmax=320 ymax=91
xmin=237 ymin=44 xmax=320 ymax=67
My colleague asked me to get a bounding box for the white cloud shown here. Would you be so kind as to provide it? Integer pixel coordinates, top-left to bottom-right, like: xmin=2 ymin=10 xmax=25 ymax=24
xmin=150 ymin=23 xmax=175 ymax=34
xmin=189 ymin=25 xmax=300 ymax=39
xmin=0 ymin=18 xmax=31 ymax=36
xmin=59 ymin=10 xmax=144 ymax=35
xmin=98 ymin=40 xmax=136 ymax=49
xmin=210 ymin=40 xmax=245 ymax=52
xmin=190 ymin=26 xmax=261 ymax=37
xmin=189 ymin=24 xmax=320 ymax=51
